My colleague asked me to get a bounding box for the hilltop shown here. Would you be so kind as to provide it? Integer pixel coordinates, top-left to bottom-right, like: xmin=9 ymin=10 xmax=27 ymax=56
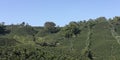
xmin=0 ymin=16 xmax=120 ymax=60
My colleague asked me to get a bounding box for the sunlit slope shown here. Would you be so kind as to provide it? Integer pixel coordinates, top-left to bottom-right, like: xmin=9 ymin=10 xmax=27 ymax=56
xmin=90 ymin=22 xmax=120 ymax=60
xmin=5 ymin=26 xmax=37 ymax=44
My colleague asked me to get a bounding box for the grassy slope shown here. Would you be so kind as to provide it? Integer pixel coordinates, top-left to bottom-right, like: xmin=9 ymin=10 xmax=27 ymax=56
xmin=1 ymin=22 xmax=120 ymax=60
xmin=91 ymin=22 xmax=120 ymax=60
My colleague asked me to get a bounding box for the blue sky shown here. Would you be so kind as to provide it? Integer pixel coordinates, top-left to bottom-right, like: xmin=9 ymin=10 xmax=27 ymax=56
xmin=0 ymin=0 xmax=120 ymax=26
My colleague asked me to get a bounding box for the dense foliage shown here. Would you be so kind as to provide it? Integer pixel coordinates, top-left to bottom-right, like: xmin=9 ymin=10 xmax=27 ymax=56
xmin=0 ymin=16 xmax=120 ymax=60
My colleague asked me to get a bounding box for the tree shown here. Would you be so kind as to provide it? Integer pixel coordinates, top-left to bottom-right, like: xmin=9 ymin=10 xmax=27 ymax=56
xmin=112 ymin=16 xmax=120 ymax=25
xmin=78 ymin=20 xmax=87 ymax=28
xmin=20 ymin=22 xmax=25 ymax=27
xmin=95 ymin=17 xmax=107 ymax=23
xmin=61 ymin=21 xmax=80 ymax=38
xmin=0 ymin=23 xmax=10 ymax=35
xmin=44 ymin=22 xmax=59 ymax=33
xmin=87 ymin=19 xmax=96 ymax=29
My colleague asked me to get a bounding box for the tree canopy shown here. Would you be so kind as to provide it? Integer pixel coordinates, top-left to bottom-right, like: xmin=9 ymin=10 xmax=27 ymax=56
xmin=61 ymin=21 xmax=80 ymax=38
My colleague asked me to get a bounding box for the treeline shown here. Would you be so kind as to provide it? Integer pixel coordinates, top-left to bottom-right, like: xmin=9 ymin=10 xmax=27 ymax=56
xmin=1 ymin=16 xmax=120 ymax=38
xmin=0 ymin=16 xmax=120 ymax=60
xmin=0 ymin=16 xmax=120 ymax=46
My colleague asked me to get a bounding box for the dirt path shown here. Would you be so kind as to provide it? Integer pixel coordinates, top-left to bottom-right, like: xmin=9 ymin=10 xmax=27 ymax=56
xmin=80 ymin=26 xmax=94 ymax=60
xmin=107 ymin=21 xmax=119 ymax=59
xmin=86 ymin=26 xmax=91 ymax=48
xmin=107 ymin=21 xmax=120 ymax=44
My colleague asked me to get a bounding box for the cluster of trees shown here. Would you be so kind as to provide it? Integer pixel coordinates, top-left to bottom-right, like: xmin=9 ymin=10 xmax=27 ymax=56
xmin=110 ymin=16 xmax=120 ymax=25
xmin=0 ymin=16 xmax=120 ymax=60
xmin=44 ymin=22 xmax=59 ymax=33
xmin=0 ymin=16 xmax=120 ymax=37
xmin=0 ymin=22 xmax=10 ymax=35
xmin=61 ymin=21 xmax=80 ymax=38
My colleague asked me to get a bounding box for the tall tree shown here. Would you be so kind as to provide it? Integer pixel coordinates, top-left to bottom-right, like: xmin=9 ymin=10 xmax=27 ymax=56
xmin=44 ymin=22 xmax=58 ymax=33
xmin=0 ymin=23 xmax=9 ymax=35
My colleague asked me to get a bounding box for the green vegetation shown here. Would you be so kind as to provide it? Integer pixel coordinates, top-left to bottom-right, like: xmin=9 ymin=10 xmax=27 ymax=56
xmin=0 ymin=16 xmax=120 ymax=60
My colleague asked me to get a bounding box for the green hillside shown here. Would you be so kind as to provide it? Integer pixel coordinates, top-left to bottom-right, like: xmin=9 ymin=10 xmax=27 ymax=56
xmin=0 ymin=16 xmax=120 ymax=60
